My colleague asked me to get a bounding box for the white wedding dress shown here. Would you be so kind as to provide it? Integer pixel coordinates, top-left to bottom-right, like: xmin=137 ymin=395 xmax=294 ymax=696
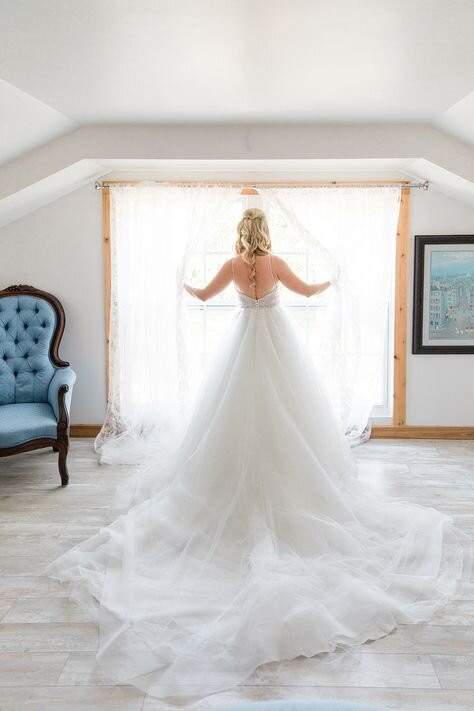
xmin=47 ymin=271 xmax=471 ymax=703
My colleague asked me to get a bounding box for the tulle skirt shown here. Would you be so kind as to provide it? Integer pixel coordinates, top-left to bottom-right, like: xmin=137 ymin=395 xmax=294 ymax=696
xmin=46 ymin=301 xmax=472 ymax=703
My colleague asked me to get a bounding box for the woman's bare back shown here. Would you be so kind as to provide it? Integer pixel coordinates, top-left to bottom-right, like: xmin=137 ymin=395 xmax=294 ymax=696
xmin=184 ymin=253 xmax=331 ymax=302
xmin=232 ymin=254 xmax=277 ymax=300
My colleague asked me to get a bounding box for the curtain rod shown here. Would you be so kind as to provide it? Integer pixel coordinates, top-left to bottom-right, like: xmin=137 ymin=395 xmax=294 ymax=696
xmin=95 ymin=179 xmax=429 ymax=190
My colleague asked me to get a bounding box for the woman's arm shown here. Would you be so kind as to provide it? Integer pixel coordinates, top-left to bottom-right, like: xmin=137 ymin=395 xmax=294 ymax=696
xmin=184 ymin=259 xmax=233 ymax=302
xmin=272 ymin=255 xmax=331 ymax=297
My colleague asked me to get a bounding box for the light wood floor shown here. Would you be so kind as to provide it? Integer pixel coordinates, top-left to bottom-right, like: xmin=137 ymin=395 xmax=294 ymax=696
xmin=0 ymin=438 xmax=473 ymax=710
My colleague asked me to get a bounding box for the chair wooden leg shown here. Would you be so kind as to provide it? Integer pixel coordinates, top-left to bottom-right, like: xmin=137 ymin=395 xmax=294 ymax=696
xmin=52 ymin=445 xmax=59 ymax=452
xmin=57 ymin=441 xmax=69 ymax=486
xmin=56 ymin=384 xmax=70 ymax=486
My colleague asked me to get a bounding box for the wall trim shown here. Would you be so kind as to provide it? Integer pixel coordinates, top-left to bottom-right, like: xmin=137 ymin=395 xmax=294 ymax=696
xmin=71 ymin=424 xmax=474 ymax=440
xmin=371 ymin=425 xmax=474 ymax=439
xmin=71 ymin=424 xmax=101 ymax=437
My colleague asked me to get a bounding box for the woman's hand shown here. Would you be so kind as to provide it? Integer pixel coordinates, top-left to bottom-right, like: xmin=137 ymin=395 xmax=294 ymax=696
xmin=184 ymin=283 xmax=197 ymax=298
xmin=314 ymin=281 xmax=331 ymax=295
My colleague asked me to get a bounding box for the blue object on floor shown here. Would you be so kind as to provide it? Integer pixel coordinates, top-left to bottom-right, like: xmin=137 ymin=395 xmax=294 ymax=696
xmin=217 ymin=700 xmax=388 ymax=711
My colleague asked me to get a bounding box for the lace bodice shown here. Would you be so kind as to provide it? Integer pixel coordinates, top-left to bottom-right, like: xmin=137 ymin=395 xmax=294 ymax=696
xmin=236 ymin=283 xmax=280 ymax=309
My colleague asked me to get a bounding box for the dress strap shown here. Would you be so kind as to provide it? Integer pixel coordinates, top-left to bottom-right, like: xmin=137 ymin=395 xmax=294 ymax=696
xmin=268 ymin=254 xmax=277 ymax=287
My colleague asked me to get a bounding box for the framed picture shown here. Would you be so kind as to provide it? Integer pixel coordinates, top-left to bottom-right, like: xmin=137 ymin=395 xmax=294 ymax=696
xmin=413 ymin=235 xmax=474 ymax=354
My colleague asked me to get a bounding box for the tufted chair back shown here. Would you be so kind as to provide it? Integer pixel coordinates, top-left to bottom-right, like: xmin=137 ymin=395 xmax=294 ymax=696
xmin=0 ymin=289 xmax=65 ymax=406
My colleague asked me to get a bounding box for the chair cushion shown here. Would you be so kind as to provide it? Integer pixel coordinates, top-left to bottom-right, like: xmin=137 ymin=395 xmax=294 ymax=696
xmin=0 ymin=402 xmax=57 ymax=448
xmin=0 ymin=295 xmax=56 ymax=406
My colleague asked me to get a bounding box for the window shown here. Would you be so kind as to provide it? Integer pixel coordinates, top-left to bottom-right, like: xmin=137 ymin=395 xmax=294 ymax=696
xmin=184 ymin=192 xmax=397 ymax=419
xmin=99 ymin=182 xmax=402 ymax=459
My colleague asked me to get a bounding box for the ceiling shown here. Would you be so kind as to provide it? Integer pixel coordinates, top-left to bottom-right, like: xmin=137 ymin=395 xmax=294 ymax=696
xmin=1 ymin=0 xmax=474 ymax=166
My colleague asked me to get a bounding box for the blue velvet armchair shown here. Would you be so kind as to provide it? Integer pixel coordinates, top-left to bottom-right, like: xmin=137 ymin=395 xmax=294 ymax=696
xmin=0 ymin=285 xmax=76 ymax=485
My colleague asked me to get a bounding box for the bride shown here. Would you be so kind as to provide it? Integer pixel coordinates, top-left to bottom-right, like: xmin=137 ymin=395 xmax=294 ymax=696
xmin=47 ymin=208 xmax=471 ymax=703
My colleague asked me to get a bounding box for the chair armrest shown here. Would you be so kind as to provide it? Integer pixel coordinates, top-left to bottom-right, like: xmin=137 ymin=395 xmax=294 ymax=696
xmin=48 ymin=366 xmax=77 ymax=421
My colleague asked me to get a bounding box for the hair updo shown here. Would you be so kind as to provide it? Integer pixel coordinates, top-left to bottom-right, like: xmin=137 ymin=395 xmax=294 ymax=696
xmin=235 ymin=208 xmax=272 ymax=288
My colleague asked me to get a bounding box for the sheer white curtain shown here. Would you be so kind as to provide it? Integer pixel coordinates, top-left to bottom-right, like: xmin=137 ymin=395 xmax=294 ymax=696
xmin=95 ymin=183 xmax=239 ymax=463
xmin=96 ymin=182 xmax=400 ymax=464
xmin=259 ymin=187 xmax=401 ymax=442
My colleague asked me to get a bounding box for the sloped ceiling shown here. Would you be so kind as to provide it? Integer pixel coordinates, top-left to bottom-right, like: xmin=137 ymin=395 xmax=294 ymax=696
xmin=2 ymin=0 xmax=474 ymax=127
xmin=0 ymin=1 xmax=473 ymax=224
xmin=436 ymin=91 xmax=474 ymax=147
xmin=0 ymin=78 xmax=76 ymax=165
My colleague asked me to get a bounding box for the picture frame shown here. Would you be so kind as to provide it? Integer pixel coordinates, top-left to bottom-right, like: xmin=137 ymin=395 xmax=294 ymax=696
xmin=413 ymin=235 xmax=474 ymax=354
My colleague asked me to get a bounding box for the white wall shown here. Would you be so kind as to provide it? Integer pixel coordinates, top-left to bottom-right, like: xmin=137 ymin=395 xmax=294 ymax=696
xmin=0 ymin=182 xmax=473 ymax=426
xmin=0 ymin=186 xmax=106 ymax=424
xmin=408 ymin=190 xmax=474 ymax=426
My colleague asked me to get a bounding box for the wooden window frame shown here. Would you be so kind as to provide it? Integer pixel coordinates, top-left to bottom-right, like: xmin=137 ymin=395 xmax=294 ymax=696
xmin=100 ymin=180 xmax=409 ymax=431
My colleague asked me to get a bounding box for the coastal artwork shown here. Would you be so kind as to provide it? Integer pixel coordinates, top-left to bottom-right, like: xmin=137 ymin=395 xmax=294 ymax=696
xmin=428 ymin=249 xmax=474 ymax=340
xmin=413 ymin=236 xmax=474 ymax=354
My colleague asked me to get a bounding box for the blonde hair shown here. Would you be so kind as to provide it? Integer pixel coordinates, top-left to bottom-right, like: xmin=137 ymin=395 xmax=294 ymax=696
xmin=235 ymin=208 xmax=272 ymax=287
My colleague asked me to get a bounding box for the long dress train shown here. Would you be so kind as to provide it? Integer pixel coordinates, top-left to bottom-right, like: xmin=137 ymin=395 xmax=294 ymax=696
xmin=46 ymin=279 xmax=472 ymax=702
